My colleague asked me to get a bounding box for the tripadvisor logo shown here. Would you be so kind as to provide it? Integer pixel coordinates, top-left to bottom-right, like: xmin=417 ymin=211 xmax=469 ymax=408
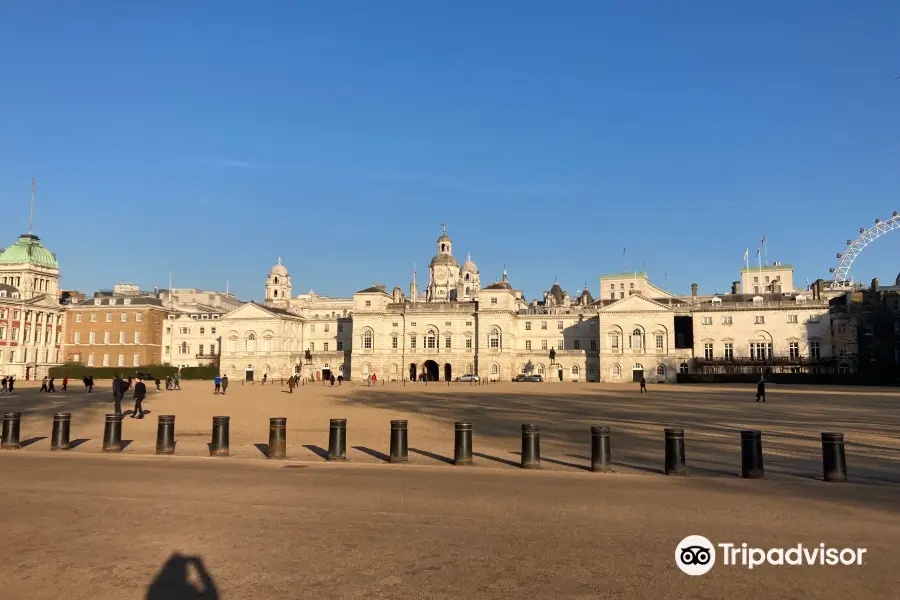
xmin=675 ymin=536 xmax=867 ymax=575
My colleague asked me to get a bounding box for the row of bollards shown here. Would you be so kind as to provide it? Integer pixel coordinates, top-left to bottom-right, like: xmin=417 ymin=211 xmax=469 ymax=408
xmin=0 ymin=411 xmax=850 ymax=482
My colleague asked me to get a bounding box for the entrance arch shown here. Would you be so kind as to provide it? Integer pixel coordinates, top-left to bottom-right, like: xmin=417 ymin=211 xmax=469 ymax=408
xmin=423 ymin=360 xmax=439 ymax=382
xmin=444 ymin=363 xmax=452 ymax=381
xmin=632 ymin=363 xmax=644 ymax=383
xmin=409 ymin=363 xmax=417 ymax=382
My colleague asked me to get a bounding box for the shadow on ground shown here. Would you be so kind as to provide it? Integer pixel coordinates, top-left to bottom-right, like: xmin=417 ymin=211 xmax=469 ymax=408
xmin=146 ymin=553 xmax=218 ymax=600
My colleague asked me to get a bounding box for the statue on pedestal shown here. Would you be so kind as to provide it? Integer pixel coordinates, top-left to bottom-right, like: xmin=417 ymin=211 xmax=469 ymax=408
xmin=549 ymin=348 xmax=556 ymax=364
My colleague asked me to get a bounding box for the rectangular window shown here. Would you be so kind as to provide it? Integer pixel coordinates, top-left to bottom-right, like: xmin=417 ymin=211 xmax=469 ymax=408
xmin=654 ymin=335 xmax=663 ymax=349
xmin=490 ymin=298 xmax=497 ymax=305
xmin=134 ymin=331 xmax=141 ymax=344
xmin=310 ymin=324 xmax=315 ymax=333
xmin=323 ymin=342 xmax=329 ymax=352
xmin=465 ymin=337 xmax=472 ymax=349
xmin=787 ymin=314 xmax=798 ymax=324
xmin=76 ymin=313 xmax=82 ymax=323
xmin=198 ymin=345 xmax=204 ymax=356
xmin=445 ymin=336 xmax=451 ymax=349
xmin=136 ymin=313 xmax=142 ymax=323
xmin=541 ymin=340 xmax=548 ymax=351
xmin=789 ymin=342 xmax=799 ymax=359
xmin=722 ymin=316 xmax=733 ymax=325
xmin=526 ymin=340 xmax=532 ymax=350
xmin=200 ymin=327 xmax=205 ymax=335
xmin=117 ymin=354 xmax=125 ymax=367
xmin=465 ymin=321 xmax=472 ymax=326
xmin=104 ymin=331 xmax=110 ymax=344
xmin=611 ymin=335 xmax=619 ymax=349
xmin=74 ymin=332 xmax=81 ymax=344
xmin=337 ymin=341 xmax=344 ymax=351
xmin=392 ymin=336 xmax=398 ymax=349
xmin=119 ymin=331 xmax=125 ymax=344
xmin=133 ymin=353 xmax=140 ymax=367
xmin=557 ymin=339 xmax=564 ymax=350
xmin=525 ymin=321 xmax=532 ymax=330
xmin=445 ymin=322 xmax=451 ymax=327
xmin=120 ymin=313 xmax=127 ymax=323
xmin=724 ymin=343 xmax=733 ymax=360
xmin=102 ymin=353 xmax=110 ymax=367
xmin=365 ymin=300 xmax=371 ymax=307
xmin=23 ymin=329 xmax=30 ymax=343
xmin=105 ymin=312 xmax=112 ymax=322
xmin=88 ymin=353 xmax=95 ymax=366
xmin=165 ymin=346 xmax=170 ymax=355
xmin=704 ymin=343 xmax=713 ymax=359
xmin=310 ymin=342 xmax=315 ymax=351
xmin=810 ymin=342 xmax=821 ymax=360
xmin=541 ymin=321 xmax=548 ymax=330
xmin=574 ymin=340 xmax=580 ymax=350
xmin=557 ymin=321 xmax=563 ymax=330
xmin=325 ymin=324 xmax=330 ymax=332
xmin=702 ymin=317 xmax=712 ymax=325
xmin=590 ymin=340 xmax=597 ymax=351
xmin=338 ymin=323 xmax=344 ymax=333
xmin=754 ymin=316 xmax=765 ymax=324
xmin=90 ymin=313 xmax=97 ymax=322
xmin=410 ymin=337 xmax=416 ymax=349
xmin=410 ymin=322 xmax=416 ymax=327
xmin=210 ymin=344 xmax=216 ymax=355
xmin=211 ymin=327 xmax=216 ymax=335
xmin=89 ymin=332 xmax=96 ymax=344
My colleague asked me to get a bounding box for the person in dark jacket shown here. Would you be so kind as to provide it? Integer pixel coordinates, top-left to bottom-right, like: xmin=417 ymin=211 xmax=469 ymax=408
xmin=132 ymin=377 xmax=147 ymax=418
xmin=639 ymin=376 xmax=647 ymax=394
xmin=112 ymin=375 xmax=123 ymax=415
xmin=155 ymin=377 xmax=161 ymax=391
xmin=221 ymin=375 xmax=228 ymax=395
xmin=756 ymin=378 xmax=766 ymax=403
xmin=87 ymin=375 xmax=94 ymax=393
xmin=62 ymin=376 xmax=68 ymax=392
xmin=48 ymin=377 xmax=56 ymax=392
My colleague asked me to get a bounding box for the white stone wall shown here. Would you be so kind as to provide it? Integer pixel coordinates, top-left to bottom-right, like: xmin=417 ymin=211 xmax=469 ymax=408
xmin=218 ymin=304 xmax=303 ymax=382
xmin=162 ymin=313 xmax=225 ymax=368
xmin=598 ymin=296 xmax=680 ymax=383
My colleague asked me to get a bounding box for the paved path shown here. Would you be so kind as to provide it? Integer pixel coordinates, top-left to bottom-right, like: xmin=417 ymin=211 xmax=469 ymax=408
xmin=2 ymin=453 xmax=898 ymax=599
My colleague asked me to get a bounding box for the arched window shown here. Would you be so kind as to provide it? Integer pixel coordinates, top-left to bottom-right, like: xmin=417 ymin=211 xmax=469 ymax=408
xmin=679 ymin=362 xmax=689 ymax=374
xmin=273 ymin=290 xmax=278 ymax=297
xmin=363 ymin=330 xmax=373 ymax=350
xmin=537 ymin=364 xmax=545 ymax=375
xmin=465 ymin=274 xmax=470 ymax=281
xmin=229 ymin=337 xmax=238 ymax=352
xmin=264 ymin=336 xmax=273 ymax=352
xmin=657 ymin=364 xmax=666 ymax=376
xmin=274 ymin=277 xmax=279 ymax=284
xmin=426 ymin=329 xmax=437 ymax=349
xmin=572 ymin=365 xmax=580 ymax=375
xmin=465 ymin=286 xmax=470 ymax=295
xmin=630 ymin=328 xmax=643 ymax=349
xmin=246 ymin=333 xmax=256 ymax=352
xmin=491 ymin=363 xmax=499 ymax=374
xmin=612 ymin=364 xmax=621 ymax=377
xmin=489 ymin=327 xmax=501 ymax=349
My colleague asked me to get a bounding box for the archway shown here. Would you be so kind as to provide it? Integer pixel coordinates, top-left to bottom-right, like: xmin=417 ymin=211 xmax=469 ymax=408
xmin=245 ymin=365 xmax=254 ymax=382
xmin=423 ymin=360 xmax=439 ymax=382
xmin=409 ymin=363 xmax=417 ymax=382
xmin=444 ymin=363 xmax=452 ymax=381
xmin=632 ymin=363 xmax=644 ymax=383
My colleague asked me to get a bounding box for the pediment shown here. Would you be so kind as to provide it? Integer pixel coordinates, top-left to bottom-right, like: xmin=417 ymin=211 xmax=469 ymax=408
xmin=222 ymin=302 xmax=284 ymax=320
xmin=599 ymin=294 xmax=674 ymax=314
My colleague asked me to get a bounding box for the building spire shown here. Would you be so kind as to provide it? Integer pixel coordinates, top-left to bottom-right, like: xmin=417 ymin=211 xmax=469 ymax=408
xmin=277 ymin=256 xmax=282 ymax=265
xmin=441 ymin=223 xmax=446 ymax=234
xmin=29 ymin=178 xmax=35 ymax=234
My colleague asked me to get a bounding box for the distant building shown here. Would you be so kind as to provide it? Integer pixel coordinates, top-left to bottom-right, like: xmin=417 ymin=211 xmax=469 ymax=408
xmin=159 ymin=288 xmax=243 ymax=368
xmin=829 ymin=277 xmax=900 ymax=382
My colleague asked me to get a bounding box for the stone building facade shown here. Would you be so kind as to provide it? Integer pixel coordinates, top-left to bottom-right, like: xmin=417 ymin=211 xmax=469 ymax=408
xmin=159 ymin=288 xmax=243 ymax=368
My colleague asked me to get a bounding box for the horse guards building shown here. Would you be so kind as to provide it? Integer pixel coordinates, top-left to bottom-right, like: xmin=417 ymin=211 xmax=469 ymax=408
xmin=1 ymin=224 xmax=847 ymax=382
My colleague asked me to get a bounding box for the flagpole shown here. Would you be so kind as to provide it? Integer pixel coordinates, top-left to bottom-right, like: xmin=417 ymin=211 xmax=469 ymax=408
xmin=623 ymin=248 xmax=627 ymax=271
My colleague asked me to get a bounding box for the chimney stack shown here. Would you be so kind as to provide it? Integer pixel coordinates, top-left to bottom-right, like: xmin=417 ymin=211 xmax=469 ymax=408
xmin=731 ymin=281 xmax=740 ymax=294
xmin=691 ymin=283 xmax=698 ymax=297
xmin=872 ymin=278 xmax=879 ymax=292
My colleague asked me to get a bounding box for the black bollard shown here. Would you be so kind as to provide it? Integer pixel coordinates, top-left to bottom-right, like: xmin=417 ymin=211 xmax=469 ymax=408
xmin=590 ymin=426 xmax=611 ymax=472
xmin=1 ymin=412 xmax=22 ymax=450
xmin=740 ymin=430 xmax=764 ymax=479
xmin=454 ymin=422 xmax=473 ymax=465
xmin=210 ymin=416 xmax=230 ymax=456
xmin=390 ymin=420 xmax=408 ymax=463
xmin=102 ymin=413 xmax=122 ymax=452
xmin=521 ymin=424 xmax=541 ymax=469
xmin=156 ymin=415 xmax=176 ymax=455
xmin=822 ymin=432 xmax=847 ymax=482
xmin=268 ymin=417 xmax=287 ymax=459
xmin=664 ymin=428 xmax=687 ymax=475
xmin=51 ymin=412 xmax=72 ymax=451
xmin=328 ymin=418 xmax=347 ymax=461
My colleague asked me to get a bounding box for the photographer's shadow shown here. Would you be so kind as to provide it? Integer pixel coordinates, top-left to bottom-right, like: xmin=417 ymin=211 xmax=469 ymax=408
xmin=146 ymin=553 xmax=218 ymax=600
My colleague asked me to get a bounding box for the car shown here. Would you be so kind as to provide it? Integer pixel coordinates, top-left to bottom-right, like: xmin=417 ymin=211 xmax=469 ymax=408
xmin=526 ymin=374 xmax=543 ymax=382
xmin=513 ymin=374 xmax=528 ymax=382
xmin=456 ymin=374 xmax=480 ymax=382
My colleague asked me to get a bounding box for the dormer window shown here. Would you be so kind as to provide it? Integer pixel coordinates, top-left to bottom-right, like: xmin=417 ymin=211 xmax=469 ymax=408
xmin=0 ymin=291 xmax=5 ymax=297
xmin=752 ymin=296 xmax=764 ymax=303
xmin=94 ymin=299 xmax=101 ymax=305
xmin=711 ymin=297 xmax=722 ymax=305
xmin=124 ymin=298 xmax=131 ymax=305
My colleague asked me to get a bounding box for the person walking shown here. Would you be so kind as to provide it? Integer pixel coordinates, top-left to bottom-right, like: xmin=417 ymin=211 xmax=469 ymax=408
xmin=330 ymin=373 xmax=335 ymax=386
xmin=287 ymin=376 xmax=295 ymax=394
xmin=155 ymin=377 xmax=161 ymax=392
xmin=214 ymin=374 xmax=221 ymax=395
xmin=756 ymin=378 xmax=766 ymax=403
xmin=48 ymin=377 xmax=56 ymax=392
xmin=87 ymin=375 xmax=94 ymax=393
xmin=262 ymin=373 xmax=268 ymax=386
xmin=221 ymin=374 xmax=228 ymax=395
xmin=112 ymin=375 xmax=123 ymax=415
xmin=173 ymin=374 xmax=181 ymax=390
xmin=61 ymin=376 xmax=68 ymax=392
xmin=132 ymin=377 xmax=146 ymax=419
xmin=639 ymin=376 xmax=647 ymax=394
xmin=1 ymin=376 xmax=8 ymax=393
xmin=40 ymin=376 xmax=49 ymax=392
xmin=337 ymin=374 xmax=343 ymax=386
xmin=7 ymin=376 xmax=14 ymax=393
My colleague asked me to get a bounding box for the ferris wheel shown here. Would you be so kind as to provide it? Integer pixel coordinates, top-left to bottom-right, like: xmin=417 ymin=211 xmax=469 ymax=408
xmin=829 ymin=212 xmax=900 ymax=288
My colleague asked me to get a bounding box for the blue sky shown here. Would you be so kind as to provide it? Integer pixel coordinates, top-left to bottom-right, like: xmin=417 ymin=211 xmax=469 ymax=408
xmin=1 ymin=1 xmax=898 ymax=301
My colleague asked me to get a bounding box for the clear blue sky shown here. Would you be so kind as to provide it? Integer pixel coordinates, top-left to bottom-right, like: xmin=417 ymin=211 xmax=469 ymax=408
xmin=1 ymin=1 xmax=898 ymax=301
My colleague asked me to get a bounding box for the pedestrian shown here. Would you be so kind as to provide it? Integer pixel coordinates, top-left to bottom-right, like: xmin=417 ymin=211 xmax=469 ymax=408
xmin=82 ymin=376 xmax=88 ymax=391
xmin=330 ymin=374 xmax=335 ymax=386
xmin=112 ymin=375 xmax=123 ymax=415
xmin=221 ymin=374 xmax=228 ymax=395
xmin=287 ymin=376 xmax=295 ymax=393
xmin=262 ymin=373 xmax=268 ymax=386
xmin=48 ymin=377 xmax=56 ymax=392
xmin=132 ymin=377 xmax=146 ymax=419
xmin=337 ymin=375 xmax=343 ymax=386
xmin=640 ymin=376 xmax=647 ymax=394
xmin=62 ymin=376 xmax=68 ymax=392
xmin=214 ymin=374 xmax=221 ymax=394
xmin=756 ymin=378 xmax=766 ymax=403
xmin=155 ymin=377 xmax=161 ymax=392
xmin=8 ymin=376 xmax=14 ymax=393
xmin=174 ymin=375 xmax=181 ymax=390
xmin=40 ymin=376 xmax=48 ymax=392
xmin=1 ymin=376 xmax=8 ymax=393
xmin=88 ymin=375 xmax=94 ymax=393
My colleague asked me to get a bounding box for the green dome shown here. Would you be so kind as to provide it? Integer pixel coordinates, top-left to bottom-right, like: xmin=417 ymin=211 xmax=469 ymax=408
xmin=0 ymin=234 xmax=59 ymax=269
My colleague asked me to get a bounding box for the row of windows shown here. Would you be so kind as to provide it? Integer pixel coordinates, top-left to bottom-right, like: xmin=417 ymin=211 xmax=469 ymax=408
xmin=519 ymin=363 xmax=594 ymax=376
xmin=700 ymin=314 xmax=811 ymax=326
xmin=167 ymin=343 xmax=217 ymax=356
xmin=169 ymin=326 xmax=217 ymax=336
xmin=608 ymin=331 xmax=666 ymax=350
xmin=701 ymin=341 xmax=821 ymax=360
xmin=524 ymin=321 xmax=567 ymax=331
xmin=73 ymin=331 xmax=142 ymax=345
xmin=0 ymin=327 xmax=60 ymax=344
xmin=0 ymin=348 xmax=59 ymax=364
xmin=0 ymin=309 xmax=58 ymax=323
xmin=73 ymin=353 xmax=141 ymax=367
xmin=75 ymin=312 xmax=143 ymax=324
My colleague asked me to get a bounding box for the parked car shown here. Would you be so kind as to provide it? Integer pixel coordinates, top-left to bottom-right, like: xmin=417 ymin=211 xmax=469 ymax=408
xmin=513 ymin=374 xmax=528 ymax=382
xmin=526 ymin=374 xmax=543 ymax=382
xmin=456 ymin=374 xmax=480 ymax=382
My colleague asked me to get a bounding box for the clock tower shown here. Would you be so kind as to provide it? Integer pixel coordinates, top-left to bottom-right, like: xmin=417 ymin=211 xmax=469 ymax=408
xmin=427 ymin=224 xmax=460 ymax=302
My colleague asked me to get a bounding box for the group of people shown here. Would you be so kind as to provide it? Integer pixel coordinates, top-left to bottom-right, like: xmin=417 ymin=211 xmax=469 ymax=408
xmin=1 ymin=375 xmax=16 ymax=393
xmin=39 ymin=376 xmax=67 ymax=392
xmin=165 ymin=375 xmax=182 ymax=390
xmin=212 ymin=374 xmax=229 ymax=394
xmin=112 ymin=374 xmax=147 ymax=418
